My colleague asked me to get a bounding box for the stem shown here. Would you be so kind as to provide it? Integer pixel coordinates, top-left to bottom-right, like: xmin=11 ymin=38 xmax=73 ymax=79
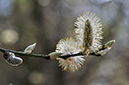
xmin=0 ymin=47 xmax=103 ymax=60
xmin=0 ymin=48 xmax=47 ymax=59
xmin=59 ymin=52 xmax=83 ymax=59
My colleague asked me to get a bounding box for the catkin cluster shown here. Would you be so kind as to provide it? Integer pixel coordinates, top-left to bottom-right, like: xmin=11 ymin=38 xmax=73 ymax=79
xmin=56 ymin=12 xmax=103 ymax=72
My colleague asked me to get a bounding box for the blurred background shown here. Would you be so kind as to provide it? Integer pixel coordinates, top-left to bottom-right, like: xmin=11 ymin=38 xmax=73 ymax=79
xmin=0 ymin=0 xmax=129 ymax=85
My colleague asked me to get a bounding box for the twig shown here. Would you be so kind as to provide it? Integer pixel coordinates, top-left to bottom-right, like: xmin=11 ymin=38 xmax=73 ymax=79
xmin=0 ymin=47 xmax=100 ymax=60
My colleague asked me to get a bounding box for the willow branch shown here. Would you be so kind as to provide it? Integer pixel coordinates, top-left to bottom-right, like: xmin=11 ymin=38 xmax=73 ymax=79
xmin=1 ymin=39 xmax=114 ymax=60
xmin=0 ymin=48 xmax=47 ymax=59
xmin=0 ymin=47 xmax=100 ymax=60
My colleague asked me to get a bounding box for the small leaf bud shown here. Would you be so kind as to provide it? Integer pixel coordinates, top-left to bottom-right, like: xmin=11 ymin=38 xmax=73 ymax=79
xmin=24 ymin=43 xmax=36 ymax=54
xmin=96 ymin=47 xmax=111 ymax=56
xmin=49 ymin=52 xmax=63 ymax=59
xmin=104 ymin=40 xmax=115 ymax=49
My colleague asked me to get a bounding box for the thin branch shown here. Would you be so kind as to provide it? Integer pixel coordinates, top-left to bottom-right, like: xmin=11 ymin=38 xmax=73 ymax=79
xmin=0 ymin=47 xmax=102 ymax=60
xmin=0 ymin=48 xmax=47 ymax=59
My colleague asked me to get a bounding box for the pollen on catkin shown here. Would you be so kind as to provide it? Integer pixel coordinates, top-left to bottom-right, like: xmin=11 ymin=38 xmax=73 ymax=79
xmin=56 ymin=38 xmax=85 ymax=72
xmin=74 ymin=11 xmax=103 ymax=53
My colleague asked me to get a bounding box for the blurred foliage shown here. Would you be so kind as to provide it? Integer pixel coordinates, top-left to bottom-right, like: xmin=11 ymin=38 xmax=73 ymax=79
xmin=0 ymin=0 xmax=129 ymax=85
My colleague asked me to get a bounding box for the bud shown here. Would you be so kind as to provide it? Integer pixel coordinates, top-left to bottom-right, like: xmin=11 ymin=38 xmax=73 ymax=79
xmin=96 ymin=47 xmax=111 ymax=56
xmin=104 ymin=40 xmax=115 ymax=49
xmin=3 ymin=52 xmax=23 ymax=66
xmin=49 ymin=52 xmax=63 ymax=59
xmin=24 ymin=43 xmax=36 ymax=54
